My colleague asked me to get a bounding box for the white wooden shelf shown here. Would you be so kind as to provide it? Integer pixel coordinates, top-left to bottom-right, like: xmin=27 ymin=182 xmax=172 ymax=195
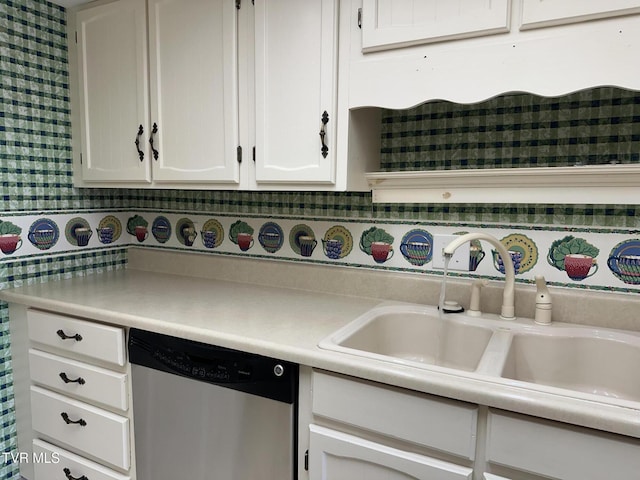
xmin=366 ymin=165 xmax=640 ymax=204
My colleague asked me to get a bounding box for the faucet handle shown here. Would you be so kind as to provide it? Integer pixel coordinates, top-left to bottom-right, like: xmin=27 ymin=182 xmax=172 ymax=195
xmin=534 ymin=275 xmax=552 ymax=325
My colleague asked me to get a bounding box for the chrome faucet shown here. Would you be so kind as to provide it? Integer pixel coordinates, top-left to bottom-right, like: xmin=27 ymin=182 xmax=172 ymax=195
xmin=443 ymin=233 xmax=516 ymax=320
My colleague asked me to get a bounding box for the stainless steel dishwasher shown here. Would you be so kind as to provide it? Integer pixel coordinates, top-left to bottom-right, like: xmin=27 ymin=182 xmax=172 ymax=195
xmin=128 ymin=328 xmax=298 ymax=480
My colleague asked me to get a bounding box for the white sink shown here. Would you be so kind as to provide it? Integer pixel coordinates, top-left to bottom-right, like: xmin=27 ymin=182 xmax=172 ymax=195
xmin=501 ymin=329 xmax=640 ymax=403
xmin=318 ymin=305 xmax=494 ymax=372
xmin=319 ymin=302 xmax=640 ymax=404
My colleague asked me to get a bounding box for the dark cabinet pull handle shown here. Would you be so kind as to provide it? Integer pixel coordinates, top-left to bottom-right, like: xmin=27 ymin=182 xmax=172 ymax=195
xmin=61 ymin=412 xmax=87 ymax=427
xmin=63 ymin=467 xmax=89 ymax=480
xmin=59 ymin=372 xmax=86 ymax=385
xmin=57 ymin=330 xmax=82 ymax=342
xmin=135 ymin=125 xmax=144 ymax=161
xmin=319 ymin=111 xmax=329 ymax=158
xmin=149 ymin=122 xmax=159 ymax=160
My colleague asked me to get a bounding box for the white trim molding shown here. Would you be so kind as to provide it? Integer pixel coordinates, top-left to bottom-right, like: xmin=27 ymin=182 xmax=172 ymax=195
xmin=366 ymin=165 xmax=640 ymax=204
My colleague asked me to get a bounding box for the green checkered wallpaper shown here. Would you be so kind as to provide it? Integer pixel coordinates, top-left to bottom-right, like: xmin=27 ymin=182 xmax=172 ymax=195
xmin=1 ymin=1 xmax=128 ymax=477
xmin=380 ymin=87 xmax=640 ymax=171
xmin=1 ymin=0 xmax=640 ymax=477
xmin=1 ymin=0 xmax=128 ymax=212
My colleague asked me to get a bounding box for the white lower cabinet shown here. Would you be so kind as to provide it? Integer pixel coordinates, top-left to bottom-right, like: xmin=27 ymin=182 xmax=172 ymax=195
xmin=309 ymin=424 xmax=473 ymax=480
xmin=32 ymin=439 xmax=131 ymax=480
xmin=307 ymin=371 xmax=640 ymax=480
xmin=309 ymin=371 xmax=476 ymax=480
xmin=17 ymin=308 xmax=135 ymax=480
xmin=485 ymin=410 xmax=640 ymax=480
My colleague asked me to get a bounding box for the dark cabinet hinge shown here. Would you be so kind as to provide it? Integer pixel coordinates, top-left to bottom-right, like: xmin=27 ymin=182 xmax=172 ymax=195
xmin=252 ymin=146 xmax=256 ymax=162
xmin=358 ymin=8 xmax=362 ymax=29
xmin=237 ymin=145 xmax=242 ymax=164
xmin=80 ymin=153 xmax=83 ymax=165
xmin=75 ymin=31 xmax=78 ymax=43
xmin=235 ymin=0 xmax=241 ymax=9
xmin=304 ymin=450 xmax=309 ymax=471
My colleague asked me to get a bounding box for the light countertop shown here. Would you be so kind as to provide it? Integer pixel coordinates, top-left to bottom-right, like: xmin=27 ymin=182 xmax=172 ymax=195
xmin=2 ymin=249 xmax=640 ymax=439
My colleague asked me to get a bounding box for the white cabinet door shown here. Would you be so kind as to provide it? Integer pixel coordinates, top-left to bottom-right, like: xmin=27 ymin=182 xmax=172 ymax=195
xmin=76 ymin=0 xmax=151 ymax=183
xmin=254 ymin=0 xmax=338 ymax=185
xmin=521 ymin=0 xmax=640 ymax=30
xmin=148 ymin=0 xmax=239 ymax=184
xmin=309 ymin=424 xmax=473 ymax=480
xmin=361 ymin=0 xmax=511 ymax=52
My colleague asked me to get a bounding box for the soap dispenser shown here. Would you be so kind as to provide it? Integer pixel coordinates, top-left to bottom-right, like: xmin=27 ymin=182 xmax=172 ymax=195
xmin=534 ymin=275 xmax=552 ymax=325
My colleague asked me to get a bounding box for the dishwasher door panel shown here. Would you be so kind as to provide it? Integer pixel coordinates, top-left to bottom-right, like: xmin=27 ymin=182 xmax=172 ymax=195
xmin=132 ymin=364 xmax=294 ymax=480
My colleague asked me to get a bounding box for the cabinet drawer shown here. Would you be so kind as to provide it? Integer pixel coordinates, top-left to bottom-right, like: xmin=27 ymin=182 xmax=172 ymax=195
xmin=27 ymin=309 xmax=125 ymax=366
xmin=309 ymin=424 xmax=473 ymax=480
xmin=29 ymin=349 xmax=128 ymax=411
xmin=30 ymin=386 xmax=130 ymax=470
xmin=486 ymin=410 xmax=640 ymax=480
xmin=33 ymin=439 xmax=130 ymax=480
xmin=312 ymin=371 xmax=478 ymax=460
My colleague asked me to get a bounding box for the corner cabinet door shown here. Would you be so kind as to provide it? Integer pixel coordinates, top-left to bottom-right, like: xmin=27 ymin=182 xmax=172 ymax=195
xmin=148 ymin=0 xmax=240 ymax=184
xmin=254 ymin=0 xmax=338 ymax=185
xmin=361 ymin=0 xmax=511 ymax=52
xmin=76 ymin=0 xmax=151 ymax=183
xmin=309 ymin=425 xmax=473 ymax=480
xmin=521 ymin=0 xmax=640 ymax=29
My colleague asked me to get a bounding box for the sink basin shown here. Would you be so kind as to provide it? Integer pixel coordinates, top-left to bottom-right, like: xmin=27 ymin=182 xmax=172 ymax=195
xmin=319 ymin=305 xmax=494 ymax=372
xmin=321 ymin=302 xmax=640 ymax=406
xmin=501 ymin=330 xmax=640 ymax=403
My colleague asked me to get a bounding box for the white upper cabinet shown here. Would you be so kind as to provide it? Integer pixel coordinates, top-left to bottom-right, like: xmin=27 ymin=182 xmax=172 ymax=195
xmin=254 ymin=0 xmax=339 ymax=185
xmin=76 ymin=0 xmax=151 ymax=182
xmin=349 ymin=0 xmax=640 ymax=107
xmin=148 ymin=0 xmax=239 ymax=184
xmin=521 ymin=0 xmax=640 ymax=30
xmin=72 ymin=0 xmax=359 ymax=189
xmin=361 ymin=0 xmax=511 ymax=52
xmin=73 ymin=0 xmax=240 ymax=187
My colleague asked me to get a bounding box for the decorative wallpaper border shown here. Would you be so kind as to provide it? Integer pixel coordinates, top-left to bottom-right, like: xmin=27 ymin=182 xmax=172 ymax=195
xmin=3 ymin=210 xmax=639 ymax=294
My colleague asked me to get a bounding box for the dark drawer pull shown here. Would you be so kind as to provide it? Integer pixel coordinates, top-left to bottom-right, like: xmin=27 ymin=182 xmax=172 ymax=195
xmin=61 ymin=412 xmax=87 ymax=427
xmin=57 ymin=329 xmax=83 ymax=342
xmin=149 ymin=122 xmax=159 ymax=160
xmin=59 ymin=372 xmax=86 ymax=385
xmin=63 ymin=467 xmax=89 ymax=480
xmin=319 ymin=110 xmax=329 ymax=158
xmin=135 ymin=124 xmax=145 ymax=161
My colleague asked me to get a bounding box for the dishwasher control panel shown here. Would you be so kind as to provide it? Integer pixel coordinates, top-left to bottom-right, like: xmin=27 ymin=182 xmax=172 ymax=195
xmin=128 ymin=328 xmax=298 ymax=404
